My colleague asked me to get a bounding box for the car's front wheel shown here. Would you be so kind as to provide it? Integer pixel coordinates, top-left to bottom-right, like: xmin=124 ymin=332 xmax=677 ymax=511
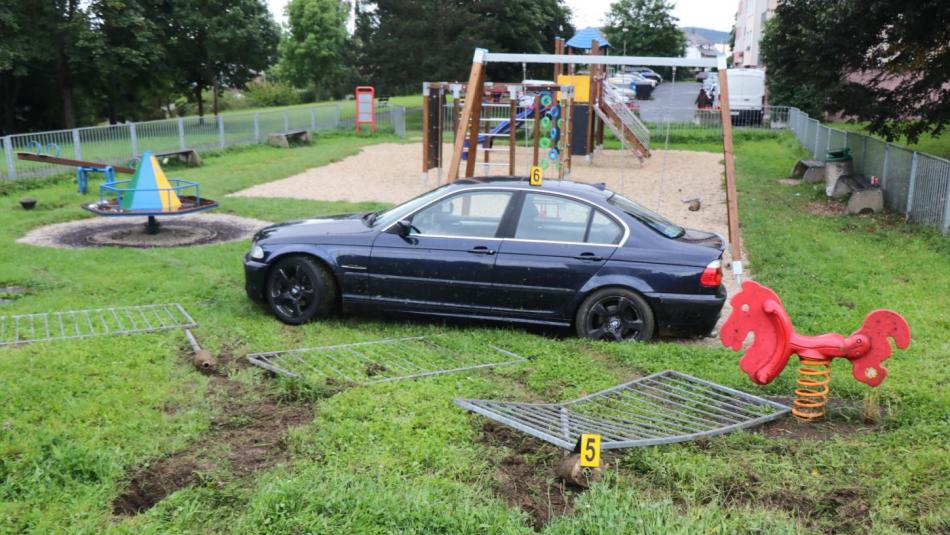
xmin=266 ymin=255 xmax=336 ymax=325
xmin=575 ymin=288 xmax=655 ymax=342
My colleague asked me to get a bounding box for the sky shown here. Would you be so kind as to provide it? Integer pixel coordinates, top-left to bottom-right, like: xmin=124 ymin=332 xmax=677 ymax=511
xmin=265 ymin=0 xmax=737 ymax=34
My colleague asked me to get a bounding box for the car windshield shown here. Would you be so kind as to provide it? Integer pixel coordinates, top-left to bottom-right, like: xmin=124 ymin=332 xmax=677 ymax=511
xmin=607 ymin=192 xmax=685 ymax=239
xmin=370 ymin=184 xmax=453 ymax=228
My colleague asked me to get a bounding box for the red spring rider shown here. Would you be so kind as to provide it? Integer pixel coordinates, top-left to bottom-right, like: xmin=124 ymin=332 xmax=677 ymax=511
xmin=720 ymin=281 xmax=911 ymax=420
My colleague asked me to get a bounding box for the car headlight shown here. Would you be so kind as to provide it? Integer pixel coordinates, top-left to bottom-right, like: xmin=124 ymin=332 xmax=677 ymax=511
xmin=249 ymin=244 xmax=265 ymax=260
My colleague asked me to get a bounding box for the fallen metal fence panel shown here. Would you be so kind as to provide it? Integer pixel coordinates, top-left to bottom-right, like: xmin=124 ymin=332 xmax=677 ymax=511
xmin=246 ymin=336 xmax=527 ymax=385
xmin=455 ymin=370 xmax=789 ymax=450
xmin=0 ymin=303 xmax=196 ymax=347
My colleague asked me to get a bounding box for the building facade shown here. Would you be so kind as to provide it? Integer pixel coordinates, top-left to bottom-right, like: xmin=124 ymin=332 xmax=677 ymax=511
xmin=733 ymin=0 xmax=778 ymax=67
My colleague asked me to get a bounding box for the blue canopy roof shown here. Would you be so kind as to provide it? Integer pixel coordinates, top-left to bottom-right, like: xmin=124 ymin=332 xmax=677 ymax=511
xmin=565 ymin=27 xmax=611 ymax=50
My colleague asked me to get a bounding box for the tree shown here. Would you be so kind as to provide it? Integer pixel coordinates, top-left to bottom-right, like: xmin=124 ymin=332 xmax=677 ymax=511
xmin=278 ymin=0 xmax=350 ymax=100
xmin=762 ymin=0 xmax=950 ymax=143
xmin=166 ymin=0 xmax=280 ymax=117
xmin=87 ymin=0 xmax=169 ymax=124
xmin=354 ymin=0 xmax=572 ymax=95
xmin=603 ymin=0 xmax=686 ymax=59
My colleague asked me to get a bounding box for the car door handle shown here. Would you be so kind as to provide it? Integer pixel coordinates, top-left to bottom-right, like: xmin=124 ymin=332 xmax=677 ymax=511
xmin=574 ymin=252 xmax=604 ymax=261
xmin=468 ymin=246 xmax=496 ymax=255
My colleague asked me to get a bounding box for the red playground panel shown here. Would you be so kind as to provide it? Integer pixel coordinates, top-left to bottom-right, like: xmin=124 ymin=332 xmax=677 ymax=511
xmin=355 ymin=86 xmax=376 ymax=133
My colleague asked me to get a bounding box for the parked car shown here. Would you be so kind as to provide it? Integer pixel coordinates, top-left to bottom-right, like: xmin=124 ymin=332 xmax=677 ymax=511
xmin=627 ymin=67 xmax=663 ymax=83
xmin=726 ymin=68 xmax=766 ymax=126
xmin=244 ymin=178 xmax=726 ymax=341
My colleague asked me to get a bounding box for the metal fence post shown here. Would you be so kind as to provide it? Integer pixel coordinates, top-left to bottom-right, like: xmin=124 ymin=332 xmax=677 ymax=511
xmin=3 ymin=136 xmax=16 ymax=180
xmin=861 ymin=135 xmax=868 ymax=174
xmin=882 ymin=143 xmax=890 ymax=189
xmin=943 ymin=183 xmax=950 ymax=234
xmin=813 ymin=122 xmax=820 ymax=158
xmin=905 ymin=151 xmax=918 ymax=218
xmin=254 ymin=113 xmax=260 ymax=141
xmin=71 ymin=129 xmax=82 ymax=160
xmin=310 ymin=109 xmax=316 ymax=131
xmin=129 ymin=123 xmax=139 ymax=157
xmin=283 ymin=111 xmax=289 ymax=132
xmin=218 ymin=115 xmax=225 ymax=148
xmin=178 ymin=118 xmax=186 ymax=150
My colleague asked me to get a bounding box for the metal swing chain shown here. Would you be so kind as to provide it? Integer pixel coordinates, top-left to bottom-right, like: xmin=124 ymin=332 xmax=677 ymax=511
xmin=656 ymin=66 xmax=676 ymax=212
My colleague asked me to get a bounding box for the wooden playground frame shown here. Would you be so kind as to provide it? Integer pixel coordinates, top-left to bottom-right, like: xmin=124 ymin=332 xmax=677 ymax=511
xmin=431 ymin=48 xmax=744 ymax=278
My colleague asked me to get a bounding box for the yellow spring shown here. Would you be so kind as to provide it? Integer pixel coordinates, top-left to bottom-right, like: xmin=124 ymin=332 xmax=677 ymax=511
xmin=792 ymin=358 xmax=831 ymax=420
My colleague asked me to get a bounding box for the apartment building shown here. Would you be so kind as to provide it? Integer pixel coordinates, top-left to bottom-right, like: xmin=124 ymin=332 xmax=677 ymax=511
xmin=733 ymin=0 xmax=777 ymax=67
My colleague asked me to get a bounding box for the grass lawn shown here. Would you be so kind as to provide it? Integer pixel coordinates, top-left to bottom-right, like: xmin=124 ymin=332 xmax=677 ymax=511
xmin=830 ymin=122 xmax=950 ymax=160
xmin=0 ymin=131 xmax=947 ymax=533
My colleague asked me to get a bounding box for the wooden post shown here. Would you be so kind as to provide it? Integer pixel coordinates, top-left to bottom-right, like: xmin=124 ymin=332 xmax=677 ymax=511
xmin=532 ymin=94 xmax=541 ymax=167
xmin=586 ymin=42 xmax=600 ymax=157
xmin=421 ymin=86 xmax=431 ymax=175
xmin=464 ymin=68 xmax=487 ymax=178
xmin=448 ymin=50 xmax=487 ymax=182
xmin=509 ymin=98 xmax=517 ymax=175
xmin=716 ymin=63 xmax=743 ymax=269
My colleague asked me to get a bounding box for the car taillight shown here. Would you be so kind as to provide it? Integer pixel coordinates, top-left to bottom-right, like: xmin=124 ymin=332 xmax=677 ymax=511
xmin=700 ymin=260 xmax=723 ymax=287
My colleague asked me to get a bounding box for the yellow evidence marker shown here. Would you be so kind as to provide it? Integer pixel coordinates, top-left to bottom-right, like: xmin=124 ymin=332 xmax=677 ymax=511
xmin=579 ymin=433 xmax=602 ymax=468
xmin=529 ymin=165 xmax=543 ymax=186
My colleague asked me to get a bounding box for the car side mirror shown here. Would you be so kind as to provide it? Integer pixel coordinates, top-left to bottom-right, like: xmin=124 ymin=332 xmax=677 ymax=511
xmin=395 ymin=219 xmax=412 ymax=237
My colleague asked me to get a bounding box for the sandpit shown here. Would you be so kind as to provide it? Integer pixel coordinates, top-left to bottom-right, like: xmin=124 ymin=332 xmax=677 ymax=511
xmin=18 ymin=213 xmax=272 ymax=249
xmin=231 ymin=142 xmax=728 ymax=240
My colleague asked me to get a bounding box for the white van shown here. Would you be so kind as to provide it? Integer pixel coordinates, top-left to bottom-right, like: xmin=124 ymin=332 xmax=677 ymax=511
xmin=726 ymin=68 xmax=766 ymax=125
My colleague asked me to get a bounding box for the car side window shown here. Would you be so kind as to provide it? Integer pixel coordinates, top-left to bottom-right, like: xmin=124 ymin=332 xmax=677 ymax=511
xmin=515 ymin=193 xmax=623 ymax=245
xmin=515 ymin=193 xmax=592 ymax=242
xmin=587 ymin=210 xmax=623 ymax=245
xmin=410 ymin=191 xmax=512 ymax=238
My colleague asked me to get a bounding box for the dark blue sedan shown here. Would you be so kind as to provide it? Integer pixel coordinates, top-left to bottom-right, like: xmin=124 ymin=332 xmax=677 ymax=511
xmin=244 ymin=177 xmax=726 ymax=341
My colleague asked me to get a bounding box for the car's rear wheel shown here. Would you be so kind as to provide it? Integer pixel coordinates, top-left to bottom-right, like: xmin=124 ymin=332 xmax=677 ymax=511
xmin=575 ymin=288 xmax=655 ymax=342
xmin=266 ymin=255 xmax=336 ymax=325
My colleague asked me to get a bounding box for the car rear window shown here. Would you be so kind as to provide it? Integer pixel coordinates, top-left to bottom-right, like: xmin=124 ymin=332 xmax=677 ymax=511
xmin=607 ymin=193 xmax=684 ymax=239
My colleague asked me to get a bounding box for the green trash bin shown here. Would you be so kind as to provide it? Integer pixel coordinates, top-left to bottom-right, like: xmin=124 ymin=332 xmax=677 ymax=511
xmin=826 ymin=147 xmax=852 ymax=162
xmin=824 ymin=147 xmax=853 ymax=197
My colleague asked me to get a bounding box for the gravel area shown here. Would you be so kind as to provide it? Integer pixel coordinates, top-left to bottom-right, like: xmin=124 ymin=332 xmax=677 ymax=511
xmin=18 ymin=213 xmax=272 ymax=249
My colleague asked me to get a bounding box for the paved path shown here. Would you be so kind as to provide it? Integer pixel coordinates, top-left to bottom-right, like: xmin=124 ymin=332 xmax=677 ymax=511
xmin=638 ymin=81 xmax=703 ymax=123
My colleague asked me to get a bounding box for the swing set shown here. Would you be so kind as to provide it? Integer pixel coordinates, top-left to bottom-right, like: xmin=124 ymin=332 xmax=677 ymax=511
xmin=422 ymin=47 xmax=744 ymax=280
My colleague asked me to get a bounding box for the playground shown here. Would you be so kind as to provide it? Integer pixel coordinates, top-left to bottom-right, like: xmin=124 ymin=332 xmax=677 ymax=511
xmin=0 ymin=39 xmax=946 ymax=535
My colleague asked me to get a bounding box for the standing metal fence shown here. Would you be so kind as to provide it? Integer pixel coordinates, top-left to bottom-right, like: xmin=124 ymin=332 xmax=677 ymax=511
xmin=787 ymin=107 xmax=950 ymax=234
xmin=1 ymin=102 xmax=408 ymax=181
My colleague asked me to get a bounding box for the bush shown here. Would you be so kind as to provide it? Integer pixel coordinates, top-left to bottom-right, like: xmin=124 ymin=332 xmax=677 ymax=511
xmin=246 ymin=82 xmax=303 ymax=108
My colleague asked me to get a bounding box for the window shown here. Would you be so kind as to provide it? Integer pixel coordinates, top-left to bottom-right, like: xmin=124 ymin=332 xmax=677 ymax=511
xmin=410 ymin=191 xmax=512 ymax=238
xmin=514 ymin=193 xmax=622 ymax=245
xmin=587 ymin=211 xmax=623 ymax=245
xmin=607 ymin=192 xmax=684 ymax=239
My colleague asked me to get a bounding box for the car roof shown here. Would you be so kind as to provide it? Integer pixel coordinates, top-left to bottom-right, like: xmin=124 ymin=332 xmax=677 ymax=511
xmin=452 ymin=176 xmax=613 ymax=201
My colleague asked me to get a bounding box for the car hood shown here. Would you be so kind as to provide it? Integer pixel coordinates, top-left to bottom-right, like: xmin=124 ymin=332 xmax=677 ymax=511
xmin=254 ymin=212 xmax=373 ymax=243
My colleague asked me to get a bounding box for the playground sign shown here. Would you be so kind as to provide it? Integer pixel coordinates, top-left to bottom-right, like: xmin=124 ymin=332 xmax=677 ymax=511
xmin=355 ymin=86 xmax=376 ymax=133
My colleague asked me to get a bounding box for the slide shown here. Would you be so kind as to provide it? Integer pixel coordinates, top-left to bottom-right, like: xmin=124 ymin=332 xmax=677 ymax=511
xmin=462 ymin=107 xmax=536 ymax=160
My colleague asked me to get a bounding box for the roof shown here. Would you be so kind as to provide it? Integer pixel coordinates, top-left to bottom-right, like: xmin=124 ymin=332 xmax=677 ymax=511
xmin=565 ymin=27 xmax=611 ymax=50
xmin=452 ymin=176 xmax=612 ymax=200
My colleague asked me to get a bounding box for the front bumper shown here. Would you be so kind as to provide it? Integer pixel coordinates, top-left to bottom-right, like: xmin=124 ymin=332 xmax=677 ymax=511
xmin=244 ymin=255 xmax=269 ymax=302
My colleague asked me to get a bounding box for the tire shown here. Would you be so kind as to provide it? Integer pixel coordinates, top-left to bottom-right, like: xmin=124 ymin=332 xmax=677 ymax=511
xmin=575 ymin=288 xmax=655 ymax=342
xmin=266 ymin=255 xmax=336 ymax=325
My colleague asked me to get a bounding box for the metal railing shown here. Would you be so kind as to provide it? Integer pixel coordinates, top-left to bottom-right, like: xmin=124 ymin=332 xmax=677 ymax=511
xmin=788 ymin=108 xmax=950 ymax=234
xmin=1 ymin=103 xmax=408 ymax=181
xmin=602 ymin=83 xmax=652 ymax=148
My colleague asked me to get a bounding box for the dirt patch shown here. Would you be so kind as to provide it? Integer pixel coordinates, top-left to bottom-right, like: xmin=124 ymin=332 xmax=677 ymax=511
xmin=112 ymin=355 xmax=313 ymax=515
xmin=805 ymin=200 xmax=847 ymax=217
xmin=479 ymin=421 xmax=593 ymax=530
xmin=778 ymin=178 xmax=803 ymax=186
xmin=17 ymin=213 xmax=271 ymax=249
xmin=758 ymin=397 xmax=881 ymax=441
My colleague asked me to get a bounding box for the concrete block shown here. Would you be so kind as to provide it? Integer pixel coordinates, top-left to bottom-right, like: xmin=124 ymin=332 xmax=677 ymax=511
xmin=848 ymin=189 xmax=883 ymax=214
